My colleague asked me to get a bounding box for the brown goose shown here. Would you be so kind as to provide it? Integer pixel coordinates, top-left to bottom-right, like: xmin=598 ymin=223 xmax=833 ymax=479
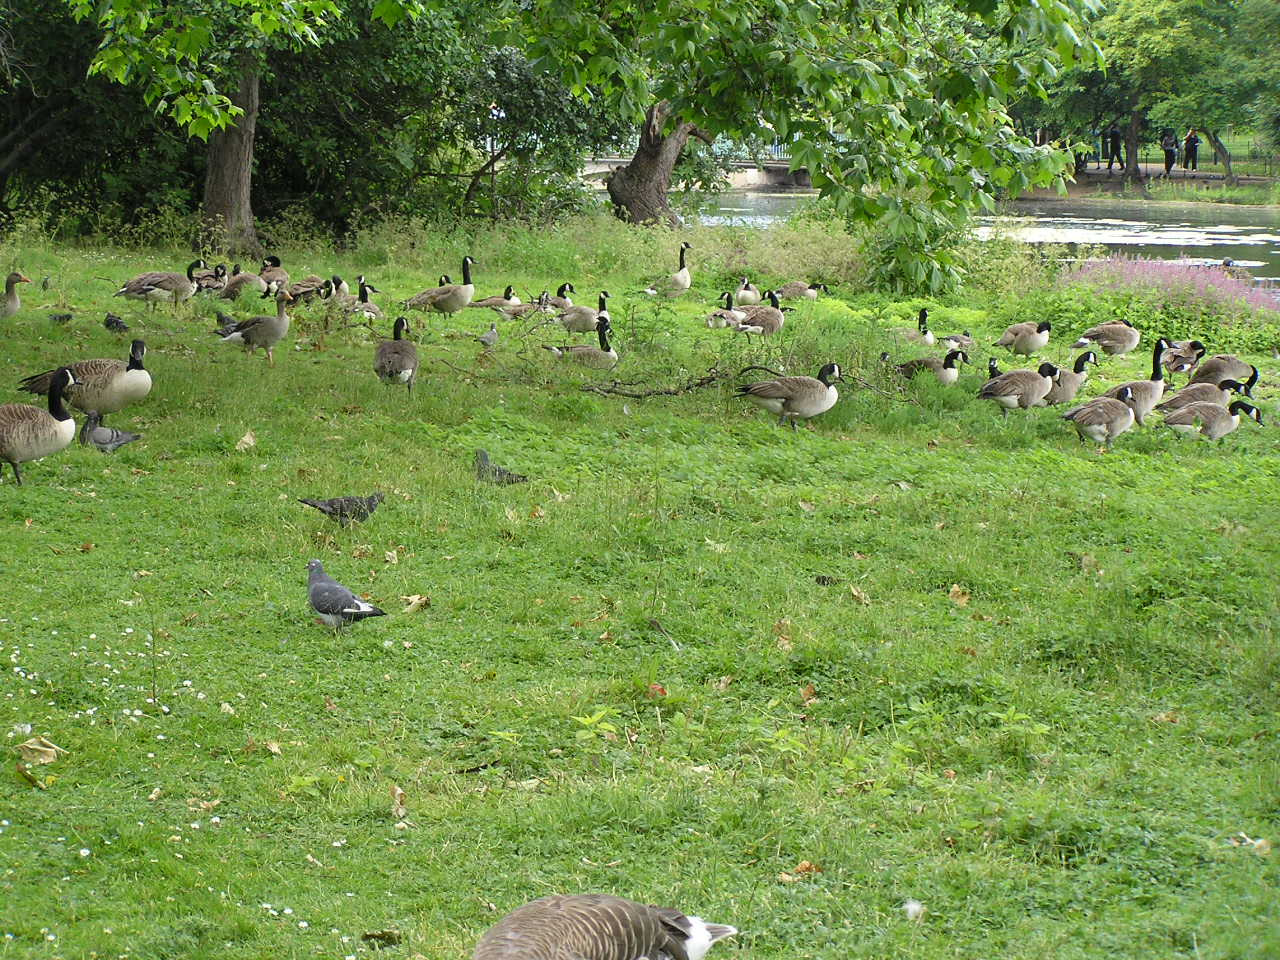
xmin=216 ymin=289 xmax=293 ymax=365
xmin=643 ymin=241 xmax=692 ymax=296
xmin=472 ymin=894 xmax=736 ymax=960
xmin=1163 ymin=399 xmax=1263 ymax=440
xmin=498 ymin=291 xmax=553 ymax=319
xmin=735 ymin=290 xmax=785 ymax=338
xmin=558 ymin=291 xmax=609 ymax=333
xmin=733 ymin=276 xmax=762 ymax=306
xmin=406 ymin=256 xmax=477 ymax=315
xmin=0 ymin=367 xmax=77 ymax=485
xmin=939 ymin=329 xmax=975 ymax=351
xmin=259 ymin=255 xmax=289 ymax=289
xmin=706 ymin=291 xmax=746 ymax=328
xmin=896 ymin=350 xmax=968 ymax=385
xmin=1103 ymin=338 xmax=1172 ymax=424
xmin=548 ymin=282 xmax=576 ymax=311
xmin=777 ymin=280 xmax=828 ymax=300
xmin=1044 ymin=351 xmax=1099 ymax=405
xmin=898 ymin=308 xmax=934 ymax=345
xmin=468 ymin=285 xmax=521 ymax=310
xmin=18 ymin=339 xmax=152 ymax=423
xmin=3 ymin=271 xmax=32 ymax=317
xmin=114 ymin=259 xmax=206 ymax=311
xmin=287 ymin=274 xmax=328 ymax=302
xmin=373 ymin=317 xmax=418 ymax=396
xmin=1162 ymin=339 xmax=1206 ymax=378
xmin=542 ymin=315 xmax=617 ymax=368
xmin=994 ymin=320 xmax=1051 ymax=356
xmin=1155 ymin=378 xmax=1249 ymax=413
xmin=977 ymin=362 xmax=1059 ymax=414
xmin=1062 ymin=386 xmax=1136 ymax=446
xmin=193 ymin=263 xmax=228 ymax=292
xmin=218 ymin=264 xmax=269 ymax=300
xmin=1071 ymin=319 xmax=1140 ymax=356
xmin=736 ymin=362 xmax=842 ymax=430
xmin=346 ymin=277 xmax=383 ymax=321
xmin=1189 ymin=354 xmax=1255 ymax=387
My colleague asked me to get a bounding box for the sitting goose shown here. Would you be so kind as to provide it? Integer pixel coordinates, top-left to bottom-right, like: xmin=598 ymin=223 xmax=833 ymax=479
xmin=1103 ymin=338 xmax=1172 ymax=424
xmin=472 ymin=894 xmax=737 ymax=960
xmin=0 ymin=367 xmax=77 ymax=484
xmin=899 ymin=308 xmax=934 ymax=345
xmin=542 ymin=315 xmax=617 ymax=368
xmin=114 ymin=259 xmax=206 ymax=311
xmin=733 ymin=276 xmax=762 ymax=306
xmin=79 ymin=411 xmax=141 ymax=453
xmin=216 ymin=289 xmax=293 ymax=365
xmin=1189 ymin=354 xmax=1255 ymax=387
xmin=896 ymin=349 xmax=969 ymax=385
xmin=735 ymin=290 xmax=785 ymax=339
xmin=1156 ymin=378 xmax=1248 ymax=413
xmin=1163 ymin=399 xmax=1264 ymax=440
xmin=1044 ymin=351 xmax=1099 ymax=405
xmin=939 ymin=330 xmax=975 ymax=351
xmin=469 ymin=285 xmax=521 ymax=310
xmin=498 ymin=291 xmax=553 ymax=319
xmin=374 ymin=317 xmax=419 ymax=396
xmin=558 ymin=291 xmax=610 ymax=334
xmin=994 ymin=319 xmax=1052 ymax=356
xmin=193 ymin=263 xmax=228 ymax=292
xmin=1071 ymin=319 xmax=1140 ymax=356
xmin=1062 ymin=386 xmax=1136 ymax=446
xmin=18 ymin=339 xmax=152 ymax=423
xmin=736 ymin=362 xmax=842 ymax=431
xmin=643 ymin=240 xmax=692 ymax=296
xmin=259 ymin=255 xmax=289 ymax=289
xmin=406 ymin=256 xmax=477 ymax=315
xmin=346 ymin=277 xmax=383 ymax=321
xmin=3 ymin=271 xmax=31 ymax=317
xmin=218 ymin=264 xmax=268 ymax=300
xmin=287 ymin=273 xmax=328 ymax=302
xmin=548 ymin=282 xmax=576 ymax=311
xmin=777 ymin=280 xmax=828 ymax=300
xmin=977 ymin=362 xmax=1060 ymax=415
xmin=706 ymin=291 xmax=746 ymax=328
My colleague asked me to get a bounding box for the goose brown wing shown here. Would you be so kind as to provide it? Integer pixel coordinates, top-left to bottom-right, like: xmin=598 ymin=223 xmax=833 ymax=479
xmin=19 ymin=358 xmax=124 ymax=395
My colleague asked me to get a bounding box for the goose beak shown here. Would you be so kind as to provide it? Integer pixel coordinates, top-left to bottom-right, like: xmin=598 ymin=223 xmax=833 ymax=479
xmin=17 ymin=274 xmax=31 ymax=283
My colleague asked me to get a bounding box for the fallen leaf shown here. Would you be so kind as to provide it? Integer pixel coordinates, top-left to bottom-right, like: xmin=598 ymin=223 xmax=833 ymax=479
xmin=1151 ymin=711 xmax=1180 ymax=724
xmin=800 ymin=683 xmax=818 ymax=706
xmin=849 ymin=585 xmax=870 ymax=605
xmin=147 ymin=787 xmax=163 ymax=802
xmin=383 ymin=550 xmax=398 ymax=565
xmin=646 ymin=683 xmax=667 ymax=698
xmin=597 ymin=630 xmax=613 ymax=642
xmin=794 ymin=859 xmax=822 ymax=874
xmin=892 ymin=480 xmax=912 ymax=490
xmin=219 ymin=702 xmax=236 ymax=715
xmin=235 ymin=430 xmax=256 ymax=451
xmin=958 ymin=646 xmax=978 ymax=657
xmin=529 ymin=505 xmax=545 ymax=519
xmin=774 ymin=618 xmax=791 ymax=637
xmin=714 ymin=676 xmax=733 ymax=691
xmin=401 ymin=594 xmax=431 ymax=614
xmin=704 ymin=537 xmax=728 ymax=553
xmin=362 ymin=930 xmax=402 ymax=946
xmin=134 ymin=569 xmax=153 ymax=578
xmin=776 ymin=636 xmax=793 ymax=652
xmin=798 ymin=500 xmax=815 ymax=513
xmin=16 ymin=736 xmax=68 ymax=765
xmin=264 ymin=740 xmax=282 ymax=756
xmin=305 ymin=852 xmax=326 ymax=868
xmin=971 ymin=613 xmax=992 ymax=622
xmin=323 ymin=696 xmax=337 ymax=711
xmin=79 ymin=542 xmax=94 ymax=553
xmin=943 ymin=769 xmax=957 ymax=780
xmin=504 ymin=506 xmax=520 ymax=523
xmin=948 ymin=584 xmax=970 ymax=607
xmin=390 ymin=784 xmax=407 ymax=821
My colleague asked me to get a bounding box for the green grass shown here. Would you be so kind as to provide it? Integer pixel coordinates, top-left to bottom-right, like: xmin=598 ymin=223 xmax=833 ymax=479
xmin=1145 ymin=180 xmax=1280 ymax=206
xmin=1 ymin=217 xmax=1277 ymax=959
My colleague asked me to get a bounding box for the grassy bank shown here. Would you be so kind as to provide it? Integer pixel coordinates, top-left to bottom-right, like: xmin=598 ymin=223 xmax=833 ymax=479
xmin=1117 ymin=180 xmax=1280 ymax=206
xmin=1 ymin=217 xmax=1277 ymax=959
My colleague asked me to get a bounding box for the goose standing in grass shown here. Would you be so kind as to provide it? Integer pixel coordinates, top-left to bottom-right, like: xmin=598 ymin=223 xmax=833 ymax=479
xmin=114 ymin=259 xmax=206 ymax=311
xmin=1062 ymin=385 xmax=1136 ymax=446
xmin=18 ymin=339 xmax=152 ymax=423
xmin=1044 ymin=351 xmax=1099 ymax=405
xmin=777 ymin=280 xmax=828 ymax=300
xmin=1156 ymin=378 xmax=1249 ymax=413
xmin=346 ymin=277 xmax=383 ymax=321
xmin=1103 ymin=338 xmax=1172 ymax=424
xmin=218 ymin=264 xmax=268 ymax=300
xmin=736 ymin=362 xmax=842 ymax=430
xmin=896 ymin=350 xmax=968 ymax=385
xmin=1162 ymin=339 xmax=1206 ymax=379
xmin=1162 ymin=399 xmax=1263 ymax=440
xmin=216 ymin=288 xmax=293 ymax=365
xmin=406 ymin=256 xmax=477 ymax=315
xmin=469 ymin=285 xmax=521 ymax=310
xmin=472 ymin=894 xmax=737 ymax=960
xmin=643 ymin=240 xmax=692 ymax=296
xmin=548 ymin=282 xmax=576 ymax=310
xmin=706 ymin=291 xmax=746 ymax=328
xmin=994 ymin=319 xmax=1052 ymax=356
xmin=193 ymin=263 xmax=227 ymax=293
xmin=259 ymin=255 xmax=289 ymax=289
xmin=735 ymin=290 xmax=785 ymax=339
xmin=0 ymin=367 xmax=76 ymax=485
xmin=977 ymin=362 xmax=1060 ymax=414
xmin=374 ymin=316 xmax=418 ymax=396
xmin=543 ymin=315 xmax=617 ymax=368
xmin=1071 ymin=319 xmax=1140 ymax=356
xmin=3 ymin=271 xmax=31 ymax=317
xmin=734 ymin=276 xmax=762 ymax=306
xmin=558 ymin=291 xmax=610 ymax=333
xmin=306 ymin=559 xmax=386 ymax=629
xmin=899 ymin=308 xmax=934 ymax=345
xmin=79 ymin=411 xmax=141 ymax=453
xmin=1189 ymin=354 xmax=1255 ymax=387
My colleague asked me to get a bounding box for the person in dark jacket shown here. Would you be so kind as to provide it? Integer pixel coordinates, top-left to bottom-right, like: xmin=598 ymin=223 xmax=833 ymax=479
xmin=1160 ymin=129 xmax=1178 ymax=175
xmin=1183 ymin=128 xmax=1201 ymax=170
xmin=1107 ymin=125 xmax=1124 ymax=172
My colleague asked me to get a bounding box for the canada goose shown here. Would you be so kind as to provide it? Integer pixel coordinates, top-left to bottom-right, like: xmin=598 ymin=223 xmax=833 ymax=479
xmin=987 ymin=357 xmax=1002 ymax=379
xmin=469 ymin=285 xmax=521 ymax=310
xmin=2 ymin=271 xmax=30 ymax=317
xmin=330 ymin=274 xmax=351 ymax=297
xmin=346 ymin=277 xmax=383 ymax=320
xmin=0 ymin=367 xmax=76 ymax=484
xmin=542 ymin=315 xmax=617 ymax=368
xmin=193 ymin=263 xmax=228 ymax=292
xmin=1062 ymin=385 xmax=1136 ymax=446
xmin=777 ymin=280 xmax=828 ymax=300
xmin=896 ymin=349 xmax=969 ymax=385
xmin=216 ymin=288 xmax=293 ymax=365
xmin=1162 ymin=339 xmax=1206 ymax=377
xmin=900 ymin=308 xmax=934 ymax=345
xmin=1156 ymin=378 xmax=1248 ymax=413
xmin=1071 ymin=319 xmax=1140 ymax=355
xmin=558 ymin=291 xmax=610 ymax=333
xmin=939 ymin=330 xmax=975 ymax=351
xmin=1103 ymin=338 xmax=1172 ymax=424
xmin=79 ymin=411 xmax=141 ymax=453
xmin=1163 ymin=399 xmax=1263 ymax=440
xmin=736 ymin=362 xmax=842 ymax=430
xmin=977 ymin=362 xmax=1060 ymax=414
xmin=306 ymin=559 xmax=386 ymax=629
xmin=298 ymin=492 xmax=383 ymax=525
xmin=472 ymin=894 xmax=737 ymax=960
xmin=218 ymin=264 xmax=268 ymax=300
xmin=406 ymin=256 xmax=477 ymax=315
xmin=259 ymin=255 xmax=289 ymax=288
xmin=706 ymin=291 xmax=746 ymax=328
xmin=734 ymin=276 xmax=762 ymax=306
xmin=1044 ymin=350 xmax=1100 ymax=405
xmin=548 ymin=282 xmax=576 ymax=310
xmin=374 ymin=316 xmax=418 ymax=396
xmin=1189 ymin=354 xmax=1255 ymax=387
xmin=995 ymin=320 xmax=1052 ymax=355
xmin=735 ymin=290 xmax=785 ymax=338
xmin=18 ymin=339 xmax=152 ymax=422
xmin=287 ymin=274 xmax=328 ymax=302
xmin=497 ymin=291 xmax=553 ymax=319
xmin=475 ymin=449 xmax=528 ymax=485
xmin=643 ymin=240 xmax=692 ymax=296
xmin=114 ymin=259 xmax=206 ymax=311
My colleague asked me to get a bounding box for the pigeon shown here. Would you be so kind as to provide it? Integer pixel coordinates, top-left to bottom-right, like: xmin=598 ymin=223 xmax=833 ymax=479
xmin=213 ymin=310 xmax=238 ymax=338
xmin=475 ymin=448 xmax=528 ymax=485
xmin=104 ymin=312 xmax=129 ymax=333
xmin=306 ymin=559 xmax=386 ymax=629
xmin=297 ymin=492 xmax=384 ymax=525
xmin=41 ymin=276 xmax=50 ymax=291
xmin=476 ymin=321 xmax=499 ymax=349
xmin=79 ymin=411 xmax=141 ymax=453
xmin=48 ymin=313 xmax=73 ymax=324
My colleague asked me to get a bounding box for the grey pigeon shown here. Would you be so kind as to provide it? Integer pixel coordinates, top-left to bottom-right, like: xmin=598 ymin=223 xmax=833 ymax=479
xmin=104 ymin=312 xmax=129 ymax=333
xmin=49 ymin=313 xmax=73 ymax=324
xmin=475 ymin=448 xmax=528 ymax=485
xmin=476 ymin=321 xmax=499 ymax=349
xmin=306 ymin=559 xmax=386 ymax=629
xmin=41 ymin=276 xmax=51 ymax=291
xmin=213 ymin=310 xmax=238 ymax=338
xmin=297 ymin=492 xmax=384 ymax=525
xmin=79 ymin=411 xmax=141 ymax=453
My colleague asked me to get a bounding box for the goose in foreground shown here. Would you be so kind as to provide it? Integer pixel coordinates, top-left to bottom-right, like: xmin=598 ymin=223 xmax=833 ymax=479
xmin=939 ymin=329 xmax=975 ymax=351
xmin=1156 ymin=378 xmax=1248 ymax=413
xmin=218 ymin=264 xmax=269 ymax=300
xmin=1162 ymin=339 xmax=1206 ymax=378
xmin=1163 ymin=399 xmax=1263 ymax=440
xmin=469 ymin=285 xmax=521 ymax=310
xmin=548 ymin=282 xmax=576 ymax=311
xmin=899 ymin=308 xmax=934 ymax=345
xmin=114 ymin=259 xmax=206 ymax=311
xmin=1189 ymin=354 xmax=1255 ymax=387
xmin=1062 ymin=386 xmax=1136 ymax=446
xmin=543 ymin=315 xmax=617 ymax=368
xmin=18 ymin=339 xmax=152 ymax=422
xmin=994 ymin=320 xmax=1052 ymax=355
xmin=306 ymin=559 xmax=386 ymax=629
xmin=558 ymin=291 xmax=609 ymax=333
xmin=1103 ymin=338 xmax=1172 ymax=424
xmin=193 ymin=263 xmax=228 ymax=292
xmin=736 ymin=362 xmax=842 ymax=430
xmin=0 ymin=367 xmax=76 ymax=485
xmin=706 ymin=291 xmax=746 ymax=328
xmin=216 ymin=289 xmax=293 ymax=365
xmin=79 ymin=411 xmax=141 ymax=453
xmin=374 ymin=316 xmax=418 ymax=396
xmin=406 ymin=256 xmax=477 ymax=315
xmin=777 ymin=280 xmax=829 ymax=300
xmin=643 ymin=240 xmax=692 ymax=296
xmin=3 ymin=271 xmax=31 ymax=317
xmin=298 ymin=492 xmax=384 ymax=525
xmin=1044 ymin=350 xmax=1100 ymax=405
xmin=1071 ymin=319 xmax=1140 ymax=356
xmin=475 ymin=448 xmax=528 ymax=485
xmin=733 ymin=276 xmax=762 ymax=306
xmin=259 ymin=255 xmax=289 ymax=288
xmin=896 ymin=350 xmax=969 ymax=385
xmin=472 ymin=893 xmax=737 ymax=960
xmin=735 ymin=290 xmax=785 ymax=338
xmin=977 ymin=362 xmax=1060 ymax=414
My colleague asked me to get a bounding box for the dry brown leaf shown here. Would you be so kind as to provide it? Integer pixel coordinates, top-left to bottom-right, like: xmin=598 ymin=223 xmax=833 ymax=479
xmin=264 ymin=740 xmax=282 ymax=756
xmin=959 ymin=646 xmax=978 ymax=657
xmin=390 ymin=784 xmax=407 ymax=821
xmin=219 ymin=702 xmax=236 ymax=715
xmin=646 ymin=683 xmax=667 ymax=699
xmin=892 ymin=480 xmax=912 ymax=490
xmin=147 ymin=787 xmax=163 ymax=802
xmin=235 ymin=430 xmax=256 ymax=452
xmin=16 ymin=736 xmax=67 ymax=765
xmin=529 ymin=505 xmax=545 ymax=519
xmin=401 ymin=594 xmax=431 ymax=614
xmin=597 ymin=630 xmax=613 ymax=642
xmin=79 ymin=542 xmax=95 ymax=553
xmin=323 ymin=696 xmax=337 ymax=711
xmin=774 ymin=618 xmax=791 ymax=637
xmin=794 ymin=860 xmax=822 ymax=874
xmin=798 ymin=500 xmax=815 ymax=513
xmin=776 ymin=636 xmax=793 ymax=652
xmin=1151 ymin=711 xmax=1180 ymax=724
xmin=384 ymin=550 xmax=399 ymax=565
xmin=504 ymin=506 xmax=520 ymax=523
xmin=948 ymin=584 xmax=970 ymax=607
xmin=849 ymin=585 xmax=871 ymax=605
xmin=714 ymin=676 xmax=733 ymax=691
xmin=801 ymin=683 xmax=818 ymax=706
xmin=777 ymin=872 xmax=798 ymax=883
xmin=943 ymin=769 xmax=957 ymax=780
xmin=362 ymin=930 xmax=402 ymax=946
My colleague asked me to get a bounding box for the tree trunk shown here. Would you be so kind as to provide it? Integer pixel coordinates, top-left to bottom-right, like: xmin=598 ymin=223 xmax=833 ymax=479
xmin=607 ymin=101 xmax=712 ymax=226
xmin=202 ymin=54 xmax=261 ymax=255
xmin=1124 ymin=106 xmax=1144 ymax=186
xmin=1201 ymin=128 xmax=1235 ymax=184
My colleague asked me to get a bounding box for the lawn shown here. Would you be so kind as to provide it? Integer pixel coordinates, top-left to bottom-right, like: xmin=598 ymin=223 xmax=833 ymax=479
xmin=1 ymin=216 xmax=1277 ymax=960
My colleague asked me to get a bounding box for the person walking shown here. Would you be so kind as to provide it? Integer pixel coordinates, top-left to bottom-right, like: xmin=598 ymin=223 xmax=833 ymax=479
xmin=1107 ymin=124 xmax=1124 ymax=173
xmin=1183 ymin=128 xmax=1201 ymax=171
xmin=1160 ymin=129 xmax=1178 ymax=175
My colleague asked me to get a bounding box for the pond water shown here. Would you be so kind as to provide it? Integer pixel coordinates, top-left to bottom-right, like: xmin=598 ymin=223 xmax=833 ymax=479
xmin=701 ymin=192 xmax=1280 ymax=281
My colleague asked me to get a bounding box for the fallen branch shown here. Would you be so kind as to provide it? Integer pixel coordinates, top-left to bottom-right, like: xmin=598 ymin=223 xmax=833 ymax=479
xmin=581 ymin=368 xmax=729 ymax=399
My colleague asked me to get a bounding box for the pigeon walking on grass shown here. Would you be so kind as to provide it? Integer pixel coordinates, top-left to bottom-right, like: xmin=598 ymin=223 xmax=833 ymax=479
xmin=475 ymin=449 xmax=528 ymax=485
xmin=476 ymin=321 xmax=499 ymax=349
xmin=306 ymin=559 xmax=386 ymax=629
xmin=297 ymin=492 xmax=383 ymax=525
xmin=79 ymin=411 xmax=140 ymax=453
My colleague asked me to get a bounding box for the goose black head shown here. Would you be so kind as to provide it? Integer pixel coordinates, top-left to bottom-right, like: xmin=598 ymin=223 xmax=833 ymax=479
xmin=945 ymin=350 xmax=968 ymax=367
xmin=129 ymin=339 xmax=146 ymax=365
xmin=1037 ymin=362 xmax=1060 ymax=379
xmin=817 ymin=362 xmax=842 ymax=383
xmin=917 ymin=308 xmax=928 ymax=328
xmin=1036 ymin=320 xmax=1052 ymax=333
xmin=987 ymin=357 xmax=1001 ymax=378
xmin=1229 ymin=400 xmax=1263 ymax=424
xmin=262 ymin=255 xmax=282 ymax=269
xmin=214 ymin=263 xmax=227 ymax=278
xmin=503 ymin=285 xmax=516 ymax=298
xmin=231 ymin=264 xmax=242 ymax=276
xmin=1114 ymin=385 xmax=1134 ymax=403
xmin=680 ymin=241 xmax=692 ymax=250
